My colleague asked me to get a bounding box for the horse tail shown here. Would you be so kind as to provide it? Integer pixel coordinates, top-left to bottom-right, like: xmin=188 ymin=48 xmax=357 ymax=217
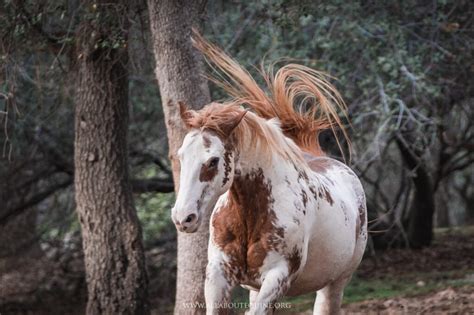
xmin=192 ymin=30 xmax=350 ymax=157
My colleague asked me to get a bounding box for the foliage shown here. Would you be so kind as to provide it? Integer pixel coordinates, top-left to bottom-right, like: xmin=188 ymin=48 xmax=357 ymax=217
xmin=136 ymin=192 xmax=175 ymax=245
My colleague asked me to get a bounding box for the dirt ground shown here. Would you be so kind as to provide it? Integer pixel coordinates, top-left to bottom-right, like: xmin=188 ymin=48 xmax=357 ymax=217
xmin=343 ymin=227 xmax=474 ymax=314
xmin=1 ymin=227 xmax=473 ymax=314
xmin=290 ymin=227 xmax=474 ymax=314
xmin=342 ymin=285 xmax=474 ymax=314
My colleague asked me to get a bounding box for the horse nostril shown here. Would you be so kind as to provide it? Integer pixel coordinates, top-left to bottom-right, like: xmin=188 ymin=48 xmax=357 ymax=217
xmin=185 ymin=213 xmax=196 ymax=224
xmin=178 ymin=213 xmax=198 ymax=230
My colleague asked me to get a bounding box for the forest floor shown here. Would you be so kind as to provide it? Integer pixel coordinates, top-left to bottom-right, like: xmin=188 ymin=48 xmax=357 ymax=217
xmin=273 ymin=226 xmax=474 ymax=314
xmin=2 ymin=226 xmax=473 ymax=314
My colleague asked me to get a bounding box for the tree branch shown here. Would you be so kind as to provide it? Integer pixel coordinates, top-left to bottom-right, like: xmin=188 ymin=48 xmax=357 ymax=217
xmin=0 ymin=178 xmax=72 ymax=225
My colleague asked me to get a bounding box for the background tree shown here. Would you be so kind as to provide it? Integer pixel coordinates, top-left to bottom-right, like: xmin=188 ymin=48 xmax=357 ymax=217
xmin=74 ymin=1 xmax=149 ymax=313
xmin=147 ymin=0 xmax=211 ymax=313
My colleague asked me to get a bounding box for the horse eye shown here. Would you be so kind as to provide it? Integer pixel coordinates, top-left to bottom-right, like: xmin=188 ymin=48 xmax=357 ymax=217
xmin=208 ymin=157 xmax=219 ymax=168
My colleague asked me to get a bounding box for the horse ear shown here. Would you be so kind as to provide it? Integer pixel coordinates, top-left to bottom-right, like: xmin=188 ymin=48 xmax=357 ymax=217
xmin=178 ymin=101 xmax=194 ymax=129
xmin=221 ymin=110 xmax=248 ymax=138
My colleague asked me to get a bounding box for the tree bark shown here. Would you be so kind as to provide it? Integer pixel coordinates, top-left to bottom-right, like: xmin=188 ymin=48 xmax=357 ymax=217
xmin=147 ymin=1 xmax=211 ymax=313
xmin=397 ymin=137 xmax=435 ymax=248
xmin=435 ymin=188 xmax=450 ymax=228
xmin=74 ymin=1 xmax=149 ymax=314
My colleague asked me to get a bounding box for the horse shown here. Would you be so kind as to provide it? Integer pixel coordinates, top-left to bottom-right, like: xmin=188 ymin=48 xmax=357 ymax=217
xmin=170 ymin=35 xmax=368 ymax=315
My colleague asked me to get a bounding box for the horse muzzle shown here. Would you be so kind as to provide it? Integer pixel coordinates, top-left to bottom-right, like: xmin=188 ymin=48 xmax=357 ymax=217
xmin=172 ymin=211 xmax=201 ymax=233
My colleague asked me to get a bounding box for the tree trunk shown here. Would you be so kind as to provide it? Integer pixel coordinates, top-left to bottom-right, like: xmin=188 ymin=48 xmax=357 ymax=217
xmin=74 ymin=2 xmax=149 ymax=314
xmin=0 ymin=178 xmax=43 ymax=274
xmin=147 ymin=1 xmax=211 ymax=313
xmin=397 ymin=137 xmax=435 ymax=248
xmin=435 ymin=187 xmax=450 ymax=228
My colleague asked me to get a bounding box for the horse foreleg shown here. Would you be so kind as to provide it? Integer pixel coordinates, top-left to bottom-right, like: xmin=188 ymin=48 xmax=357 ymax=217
xmin=313 ymin=276 xmax=351 ymax=315
xmin=244 ymin=290 xmax=259 ymax=315
xmin=247 ymin=266 xmax=290 ymax=315
xmin=205 ymin=260 xmax=234 ymax=315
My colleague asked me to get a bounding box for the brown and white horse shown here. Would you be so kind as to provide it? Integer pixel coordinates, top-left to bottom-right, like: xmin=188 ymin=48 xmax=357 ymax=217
xmin=171 ymin=36 xmax=367 ymax=315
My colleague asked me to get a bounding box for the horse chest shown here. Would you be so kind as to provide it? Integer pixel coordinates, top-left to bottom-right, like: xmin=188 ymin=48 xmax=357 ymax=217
xmin=211 ymin=201 xmax=286 ymax=283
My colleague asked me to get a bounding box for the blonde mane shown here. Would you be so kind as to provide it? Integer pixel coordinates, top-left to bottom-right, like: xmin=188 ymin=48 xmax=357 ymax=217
xmin=182 ymin=103 xmax=307 ymax=166
xmin=192 ymin=30 xmax=350 ymax=158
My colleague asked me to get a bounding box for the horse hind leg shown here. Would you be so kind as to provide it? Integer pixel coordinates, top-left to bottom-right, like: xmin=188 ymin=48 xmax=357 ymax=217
xmin=313 ymin=276 xmax=351 ymax=315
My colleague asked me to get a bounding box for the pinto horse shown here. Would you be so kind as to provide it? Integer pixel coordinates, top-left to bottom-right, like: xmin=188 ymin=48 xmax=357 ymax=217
xmin=171 ymin=36 xmax=367 ymax=315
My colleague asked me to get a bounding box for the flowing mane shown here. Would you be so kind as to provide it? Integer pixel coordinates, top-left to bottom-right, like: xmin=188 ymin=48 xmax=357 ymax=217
xmin=192 ymin=31 xmax=350 ymax=157
xmin=181 ymin=102 xmax=307 ymax=166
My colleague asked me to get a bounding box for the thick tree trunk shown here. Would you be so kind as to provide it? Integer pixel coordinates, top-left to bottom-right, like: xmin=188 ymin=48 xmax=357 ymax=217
xmin=74 ymin=2 xmax=149 ymax=314
xmin=397 ymin=137 xmax=435 ymax=248
xmin=147 ymin=1 xmax=211 ymax=313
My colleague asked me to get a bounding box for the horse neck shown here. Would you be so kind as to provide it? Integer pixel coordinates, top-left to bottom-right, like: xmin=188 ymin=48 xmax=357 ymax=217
xmin=230 ymin=150 xmax=304 ymax=211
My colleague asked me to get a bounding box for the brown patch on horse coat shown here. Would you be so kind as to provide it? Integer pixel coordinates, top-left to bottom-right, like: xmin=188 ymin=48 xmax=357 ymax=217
xmin=305 ymin=157 xmax=338 ymax=206
xmin=199 ymin=163 xmax=218 ymax=182
xmin=306 ymin=157 xmax=339 ymax=174
xmin=196 ymin=185 xmax=209 ymax=211
xmin=287 ymin=247 xmax=302 ymax=275
xmin=355 ymin=213 xmax=361 ymax=240
xmin=316 ymin=186 xmax=334 ymax=206
xmin=308 ymin=185 xmax=318 ymax=201
xmin=297 ymin=170 xmax=309 ymax=182
xmin=212 ymin=168 xmax=286 ymax=282
xmin=358 ymin=204 xmax=366 ymax=227
xmin=300 ymin=190 xmax=308 ymax=207
xmin=222 ymin=149 xmax=232 ymax=186
xmin=324 ymin=188 xmax=334 ymax=206
xmin=202 ymin=134 xmax=212 ymax=148
xmin=340 ymin=201 xmax=349 ymax=225
xmin=358 ymin=203 xmax=366 ymax=235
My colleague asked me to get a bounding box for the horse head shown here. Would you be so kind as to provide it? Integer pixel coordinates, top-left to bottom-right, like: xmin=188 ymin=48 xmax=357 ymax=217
xmin=171 ymin=102 xmax=246 ymax=233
